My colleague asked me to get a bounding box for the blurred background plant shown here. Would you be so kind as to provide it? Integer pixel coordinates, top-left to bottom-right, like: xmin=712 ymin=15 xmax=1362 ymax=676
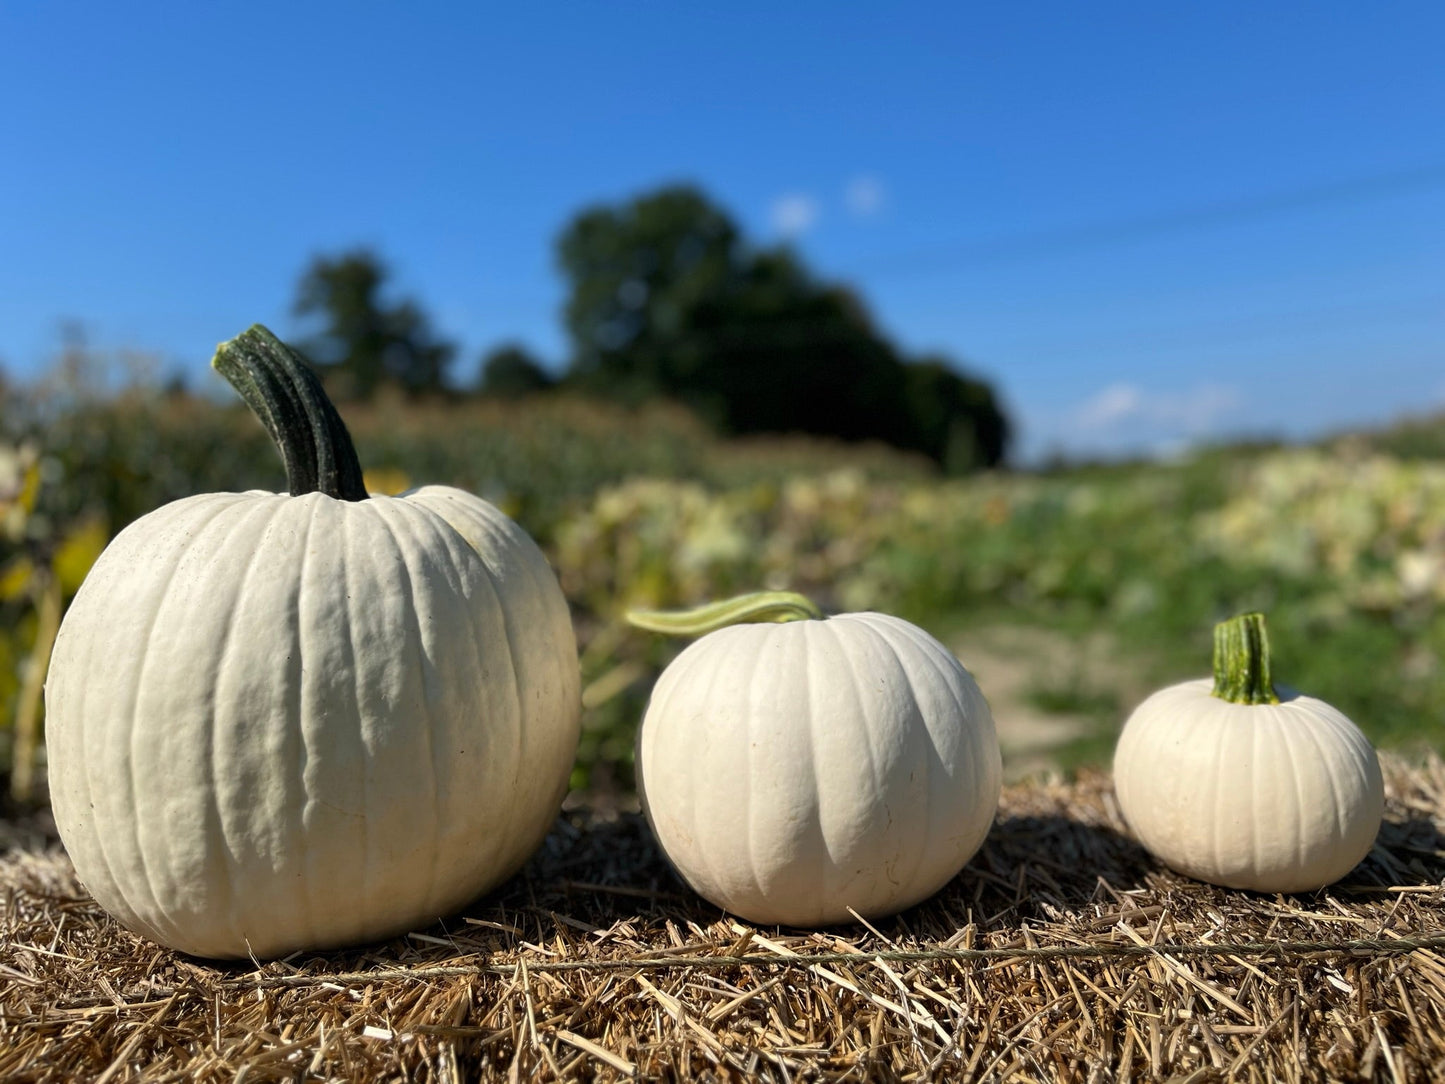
xmin=0 ymin=435 xmax=106 ymax=804
xmin=5 ymin=328 xmax=1444 ymax=800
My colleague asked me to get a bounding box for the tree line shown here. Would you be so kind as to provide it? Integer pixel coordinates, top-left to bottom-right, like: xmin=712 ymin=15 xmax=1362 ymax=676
xmin=296 ymin=185 xmax=1009 ymax=470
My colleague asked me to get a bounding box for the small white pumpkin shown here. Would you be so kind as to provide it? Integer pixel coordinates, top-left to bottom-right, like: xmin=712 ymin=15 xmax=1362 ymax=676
xmin=1113 ymin=613 xmax=1383 ymax=893
xmin=629 ymin=593 xmax=1002 ymax=926
xmin=44 ymin=326 xmax=581 ymax=959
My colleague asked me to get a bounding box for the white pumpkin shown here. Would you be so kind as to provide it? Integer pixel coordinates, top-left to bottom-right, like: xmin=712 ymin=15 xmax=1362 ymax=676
xmin=44 ymin=326 xmax=580 ymax=959
xmin=631 ymin=594 xmax=1001 ymax=926
xmin=1113 ymin=613 xmax=1383 ymax=893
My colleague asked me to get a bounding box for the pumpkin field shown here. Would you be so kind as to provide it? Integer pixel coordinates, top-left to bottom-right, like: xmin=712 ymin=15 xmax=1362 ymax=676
xmin=2 ymin=378 xmax=1445 ymax=1080
xmin=4 ymin=383 xmax=1445 ymax=798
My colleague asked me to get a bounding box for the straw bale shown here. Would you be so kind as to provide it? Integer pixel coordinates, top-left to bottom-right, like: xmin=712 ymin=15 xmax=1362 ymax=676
xmin=2 ymin=754 xmax=1443 ymax=1082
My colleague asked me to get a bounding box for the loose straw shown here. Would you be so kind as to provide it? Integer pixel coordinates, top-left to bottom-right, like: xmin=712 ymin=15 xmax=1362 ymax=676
xmin=225 ymin=932 xmax=1445 ymax=989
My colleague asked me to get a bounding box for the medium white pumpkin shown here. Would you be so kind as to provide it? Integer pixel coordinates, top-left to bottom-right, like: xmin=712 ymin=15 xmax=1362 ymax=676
xmin=631 ymin=594 xmax=1001 ymax=926
xmin=44 ymin=327 xmax=580 ymax=959
xmin=1113 ymin=613 xmax=1383 ymax=893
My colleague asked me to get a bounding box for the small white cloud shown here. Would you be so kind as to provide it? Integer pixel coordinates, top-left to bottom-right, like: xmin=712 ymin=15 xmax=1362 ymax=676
xmin=1175 ymin=384 xmax=1242 ymax=432
xmin=1072 ymin=381 xmax=1241 ymax=436
xmin=844 ymin=175 xmax=885 ymax=217
xmin=1075 ymin=383 xmax=1144 ymax=430
xmin=770 ymin=193 xmax=820 ymax=237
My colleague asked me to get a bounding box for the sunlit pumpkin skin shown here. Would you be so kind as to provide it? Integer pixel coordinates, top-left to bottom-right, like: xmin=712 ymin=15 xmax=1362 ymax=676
xmin=637 ymin=612 xmax=1001 ymax=926
xmin=43 ymin=328 xmax=580 ymax=960
xmin=1113 ymin=678 xmax=1384 ymax=893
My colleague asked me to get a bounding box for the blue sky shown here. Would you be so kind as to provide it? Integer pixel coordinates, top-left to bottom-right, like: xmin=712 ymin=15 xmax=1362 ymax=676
xmin=2 ymin=2 xmax=1443 ymax=461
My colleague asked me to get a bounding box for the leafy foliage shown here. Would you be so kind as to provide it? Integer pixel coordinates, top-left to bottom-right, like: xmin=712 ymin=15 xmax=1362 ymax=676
xmin=293 ymin=250 xmax=455 ymax=398
xmin=478 ymin=343 xmax=555 ymax=398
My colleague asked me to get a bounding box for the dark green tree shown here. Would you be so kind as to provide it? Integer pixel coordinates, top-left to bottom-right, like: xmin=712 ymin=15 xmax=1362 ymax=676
xmin=559 ymin=187 xmax=738 ymax=405
xmin=292 ymin=250 xmax=454 ymax=399
xmin=479 ymin=343 xmax=555 ymax=398
xmin=901 ymin=357 xmax=1011 ymax=472
xmin=556 ymin=186 xmax=1008 ymax=469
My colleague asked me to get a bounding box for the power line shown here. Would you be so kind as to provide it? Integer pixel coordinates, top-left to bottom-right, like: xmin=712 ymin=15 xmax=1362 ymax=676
xmin=979 ymin=293 xmax=1445 ymax=361
xmin=852 ymin=163 xmax=1445 ymax=278
xmin=571 ymin=292 xmax=1443 ymax=363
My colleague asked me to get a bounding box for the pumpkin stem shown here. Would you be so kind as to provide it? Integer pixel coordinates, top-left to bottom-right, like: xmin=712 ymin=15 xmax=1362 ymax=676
xmin=212 ymin=325 xmax=369 ymax=502
xmin=1211 ymin=612 xmax=1281 ymax=705
xmin=627 ymin=591 xmax=827 ymax=637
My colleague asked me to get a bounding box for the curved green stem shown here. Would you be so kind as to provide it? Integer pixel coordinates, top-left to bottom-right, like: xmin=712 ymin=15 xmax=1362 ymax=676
xmin=1211 ymin=612 xmax=1280 ymax=705
xmin=627 ymin=590 xmax=826 ymax=637
xmin=212 ymin=325 xmax=368 ymax=502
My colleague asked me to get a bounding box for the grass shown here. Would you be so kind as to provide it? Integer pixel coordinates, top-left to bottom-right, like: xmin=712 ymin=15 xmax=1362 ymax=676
xmin=1023 ymin=678 xmax=1122 ymax=721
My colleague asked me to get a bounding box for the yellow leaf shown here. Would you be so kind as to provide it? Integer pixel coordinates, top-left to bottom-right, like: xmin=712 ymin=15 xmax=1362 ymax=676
xmin=54 ymin=519 xmax=109 ymax=595
xmin=362 ymin=467 xmax=411 ymax=496
xmin=18 ymin=461 xmax=40 ymax=515
xmin=0 ymin=557 xmax=33 ymax=601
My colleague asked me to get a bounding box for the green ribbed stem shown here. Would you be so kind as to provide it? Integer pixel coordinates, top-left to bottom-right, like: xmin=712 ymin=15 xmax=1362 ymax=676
xmin=627 ymin=591 xmax=827 ymax=637
xmin=1211 ymin=612 xmax=1280 ymax=705
xmin=212 ymin=325 xmax=368 ymax=502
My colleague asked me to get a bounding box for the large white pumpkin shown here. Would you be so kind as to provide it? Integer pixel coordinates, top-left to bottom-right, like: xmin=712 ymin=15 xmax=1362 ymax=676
xmin=1113 ymin=613 xmax=1383 ymax=893
xmin=634 ymin=602 xmax=1001 ymax=926
xmin=44 ymin=327 xmax=580 ymax=959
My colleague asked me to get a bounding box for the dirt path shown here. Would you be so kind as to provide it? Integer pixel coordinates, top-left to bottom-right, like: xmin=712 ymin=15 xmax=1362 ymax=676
xmin=951 ymin=625 xmax=1145 ymax=779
